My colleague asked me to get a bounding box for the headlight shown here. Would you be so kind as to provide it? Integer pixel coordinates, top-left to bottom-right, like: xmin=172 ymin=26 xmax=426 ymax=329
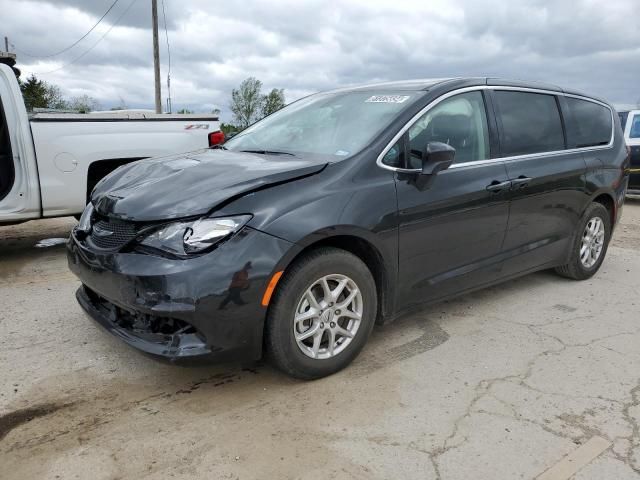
xmin=139 ymin=215 xmax=251 ymax=256
xmin=76 ymin=202 xmax=94 ymax=236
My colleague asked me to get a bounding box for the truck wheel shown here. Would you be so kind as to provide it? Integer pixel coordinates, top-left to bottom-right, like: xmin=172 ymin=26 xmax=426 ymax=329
xmin=555 ymin=202 xmax=611 ymax=280
xmin=265 ymin=247 xmax=377 ymax=380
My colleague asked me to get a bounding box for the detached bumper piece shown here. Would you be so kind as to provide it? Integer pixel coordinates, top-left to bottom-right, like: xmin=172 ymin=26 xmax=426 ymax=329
xmin=77 ymin=285 xmax=211 ymax=360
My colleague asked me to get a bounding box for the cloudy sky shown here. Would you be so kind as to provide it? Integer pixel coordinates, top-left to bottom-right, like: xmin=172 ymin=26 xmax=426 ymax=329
xmin=4 ymin=0 xmax=640 ymax=119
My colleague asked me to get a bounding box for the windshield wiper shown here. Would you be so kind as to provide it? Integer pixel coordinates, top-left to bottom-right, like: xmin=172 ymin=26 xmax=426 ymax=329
xmin=240 ymin=149 xmax=296 ymax=156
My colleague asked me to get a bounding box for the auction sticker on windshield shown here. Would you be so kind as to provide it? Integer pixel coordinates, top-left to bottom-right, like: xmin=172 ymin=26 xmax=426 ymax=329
xmin=365 ymin=95 xmax=411 ymax=103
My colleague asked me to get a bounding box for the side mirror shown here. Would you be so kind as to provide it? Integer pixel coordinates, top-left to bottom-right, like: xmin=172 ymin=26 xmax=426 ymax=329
xmin=421 ymin=142 xmax=455 ymax=175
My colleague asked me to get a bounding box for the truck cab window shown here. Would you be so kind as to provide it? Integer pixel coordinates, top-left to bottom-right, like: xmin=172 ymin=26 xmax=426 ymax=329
xmin=0 ymin=98 xmax=15 ymax=201
xmin=630 ymin=115 xmax=640 ymax=139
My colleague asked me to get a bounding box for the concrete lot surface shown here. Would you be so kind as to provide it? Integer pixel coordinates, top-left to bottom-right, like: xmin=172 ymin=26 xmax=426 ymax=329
xmin=1 ymin=201 xmax=640 ymax=479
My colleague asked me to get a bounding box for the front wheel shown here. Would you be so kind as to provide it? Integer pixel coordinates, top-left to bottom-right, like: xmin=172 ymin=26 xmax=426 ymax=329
xmin=265 ymin=247 xmax=377 ymax=380
xmin=555 ymin=202 xmax=611 ymax=280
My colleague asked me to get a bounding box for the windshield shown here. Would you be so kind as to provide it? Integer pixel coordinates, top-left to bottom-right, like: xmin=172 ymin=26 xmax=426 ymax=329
xmin=225 ymin=90 xmax=424 ymax=157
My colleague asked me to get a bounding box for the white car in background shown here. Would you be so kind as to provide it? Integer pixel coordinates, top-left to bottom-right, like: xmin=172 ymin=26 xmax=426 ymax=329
xmin=618 ymin=109 xmax=640 ymax=194
xmin=0 ymin=64 xmax=224 ymax=225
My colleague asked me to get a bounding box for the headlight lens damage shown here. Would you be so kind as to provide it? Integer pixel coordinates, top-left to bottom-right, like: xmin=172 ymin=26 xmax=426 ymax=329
xmin=139 ymin=215 xmax=251 ymax=255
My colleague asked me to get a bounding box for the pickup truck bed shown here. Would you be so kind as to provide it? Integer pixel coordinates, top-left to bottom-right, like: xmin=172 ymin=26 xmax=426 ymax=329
xmin=30 ymin=112 xmax=219 ymax=217
xmin=0 ymin=64 xmax=221 ymax=224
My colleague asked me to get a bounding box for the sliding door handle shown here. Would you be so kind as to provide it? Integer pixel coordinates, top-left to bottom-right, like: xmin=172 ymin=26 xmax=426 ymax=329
xmin=486 ymin=180 xmax=512 ymax=192
xmin=511 ymin=176 xmax=532 ymax=189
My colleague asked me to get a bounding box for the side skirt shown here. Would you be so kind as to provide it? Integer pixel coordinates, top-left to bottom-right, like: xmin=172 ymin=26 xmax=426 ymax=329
xmin=382 ymin=260 xmax=560 ymax=324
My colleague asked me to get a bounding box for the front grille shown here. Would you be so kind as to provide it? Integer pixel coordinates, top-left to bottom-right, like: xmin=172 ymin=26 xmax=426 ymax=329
xmin=89 ymin=216 xmax=139 ymax=250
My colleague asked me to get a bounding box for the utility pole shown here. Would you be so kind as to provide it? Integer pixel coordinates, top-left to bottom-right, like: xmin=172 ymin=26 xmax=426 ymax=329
xmin=151 ymin=0 xmax=162 ymax=114
xmin=1 ymin=37 xmax=18 ymax=77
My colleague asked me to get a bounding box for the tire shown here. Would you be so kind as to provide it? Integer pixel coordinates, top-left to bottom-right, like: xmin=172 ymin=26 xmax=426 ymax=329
xmin=555 ymin=202 xmax=611 ymax=280
xmin=265 ymin=247 xmax=377 ymax=380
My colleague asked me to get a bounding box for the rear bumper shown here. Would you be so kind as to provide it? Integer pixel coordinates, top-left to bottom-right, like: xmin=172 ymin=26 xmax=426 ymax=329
xmin=67 ymin=226 xmax=295 ymax=363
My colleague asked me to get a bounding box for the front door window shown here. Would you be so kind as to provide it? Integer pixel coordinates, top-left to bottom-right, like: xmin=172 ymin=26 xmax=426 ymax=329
xmin=407 ymin=91 xmax=490 ymax=168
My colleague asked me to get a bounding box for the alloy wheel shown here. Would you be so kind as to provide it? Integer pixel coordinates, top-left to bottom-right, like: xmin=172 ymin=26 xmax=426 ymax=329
xmin=580 ymin=216 xmax=605 ymax=268
xmin=293 ymin=274 xmax=363 ymax=359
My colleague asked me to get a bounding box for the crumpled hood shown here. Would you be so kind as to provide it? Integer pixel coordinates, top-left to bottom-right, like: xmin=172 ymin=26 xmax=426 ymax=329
xmin=91 ymin=148 xmax=328 ymax=221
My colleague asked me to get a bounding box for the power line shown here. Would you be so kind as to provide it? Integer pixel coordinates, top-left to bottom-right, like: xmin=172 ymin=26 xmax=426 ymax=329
xmin=161 ymin=0 xmax=172 ymax=112
xmin=13 ymin=0 xmax=120 ymax=58
xmin=26 ymin=0 xmax=138 ymax=76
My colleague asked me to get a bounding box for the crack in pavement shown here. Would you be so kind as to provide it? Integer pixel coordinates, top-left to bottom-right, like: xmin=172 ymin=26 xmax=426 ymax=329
xmin=614 ymin=382 xmax=640 ymax=474
xmin=424 ymin=316 xmax=640 ymax=479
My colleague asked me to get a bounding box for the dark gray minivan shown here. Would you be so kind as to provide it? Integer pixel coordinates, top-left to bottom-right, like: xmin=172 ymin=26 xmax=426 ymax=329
xmin=69 ymin=78 xmax=629 ymax=379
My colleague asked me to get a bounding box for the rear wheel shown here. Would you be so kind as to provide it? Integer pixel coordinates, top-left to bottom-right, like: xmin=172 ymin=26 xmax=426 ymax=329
xmin=265 ymin=247 xmax=377 ymax=379
xmin=555 ymin=202 xmax=611 ymax=280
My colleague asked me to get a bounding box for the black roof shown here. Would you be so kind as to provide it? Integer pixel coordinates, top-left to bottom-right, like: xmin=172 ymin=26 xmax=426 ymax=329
xmin=327 ymin=77 xmax=607 ymax=104
xmin=330 ymin=77 xmax=565 ymax=92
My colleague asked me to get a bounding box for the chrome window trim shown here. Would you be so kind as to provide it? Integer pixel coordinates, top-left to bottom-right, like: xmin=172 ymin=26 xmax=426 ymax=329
xmin=376 ymin=85 xmax=615 ymax=173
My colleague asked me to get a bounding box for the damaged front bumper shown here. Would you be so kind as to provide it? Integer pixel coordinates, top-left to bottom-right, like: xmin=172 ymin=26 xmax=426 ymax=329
xmin=76 ymin=285 xmax=212 ymax=359
xmin=67 ymin=226 xmax=296 ymax=363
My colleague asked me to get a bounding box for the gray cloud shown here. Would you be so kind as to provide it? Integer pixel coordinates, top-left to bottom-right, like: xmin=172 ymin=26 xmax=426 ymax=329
xmin=3 ymin=0 xmax=640 ymax=119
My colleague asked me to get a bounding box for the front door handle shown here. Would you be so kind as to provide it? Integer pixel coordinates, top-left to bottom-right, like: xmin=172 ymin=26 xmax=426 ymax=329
xmin=511 ymin=176 xmax=532 ymax=189
xmin=486 ymin=180 xmax=512 ymax=192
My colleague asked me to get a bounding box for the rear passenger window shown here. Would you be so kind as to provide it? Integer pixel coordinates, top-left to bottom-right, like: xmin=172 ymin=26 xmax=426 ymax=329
xmin=565 ymin=98 xmax=612 ymax=147
xmin=494 ymin=91 xmax=565 ymax=156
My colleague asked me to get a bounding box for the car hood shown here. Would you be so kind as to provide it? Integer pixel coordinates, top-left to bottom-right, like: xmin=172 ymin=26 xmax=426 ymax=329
xmin=91 ymin=148 xmax=328 ymax=221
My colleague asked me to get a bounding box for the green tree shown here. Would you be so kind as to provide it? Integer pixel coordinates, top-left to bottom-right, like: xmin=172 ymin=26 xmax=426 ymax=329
xmin=220 ymin=122 xmax=239 ymax=136
xmin=19 ymin=74 xmax=68 ymax=111
xmin=177 ymin=108 xmax=194 ymax=114
xmin=262 ymin=88 xmax=285 ymax=117
xmin=230 ymin=77 xmax=264 ymax=129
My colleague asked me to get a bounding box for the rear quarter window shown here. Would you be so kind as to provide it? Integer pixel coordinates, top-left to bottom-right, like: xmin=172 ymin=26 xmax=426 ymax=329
xmin=565 ymin=97 xmax=612 ymax=148
xmin=494 ymin=91 xmax=565 ymax=156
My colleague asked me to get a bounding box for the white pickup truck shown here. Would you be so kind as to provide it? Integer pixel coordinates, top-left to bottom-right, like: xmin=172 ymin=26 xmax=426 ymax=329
xmin=0 ymin=64 xmax=222 ymax=224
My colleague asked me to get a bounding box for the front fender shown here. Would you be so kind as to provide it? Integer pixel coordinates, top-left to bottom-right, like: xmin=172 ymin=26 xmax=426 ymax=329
xmin=214 ymin=161 xmax=398 ymax=267
xmin=214 ymin=160 xmax=400 ymax=318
